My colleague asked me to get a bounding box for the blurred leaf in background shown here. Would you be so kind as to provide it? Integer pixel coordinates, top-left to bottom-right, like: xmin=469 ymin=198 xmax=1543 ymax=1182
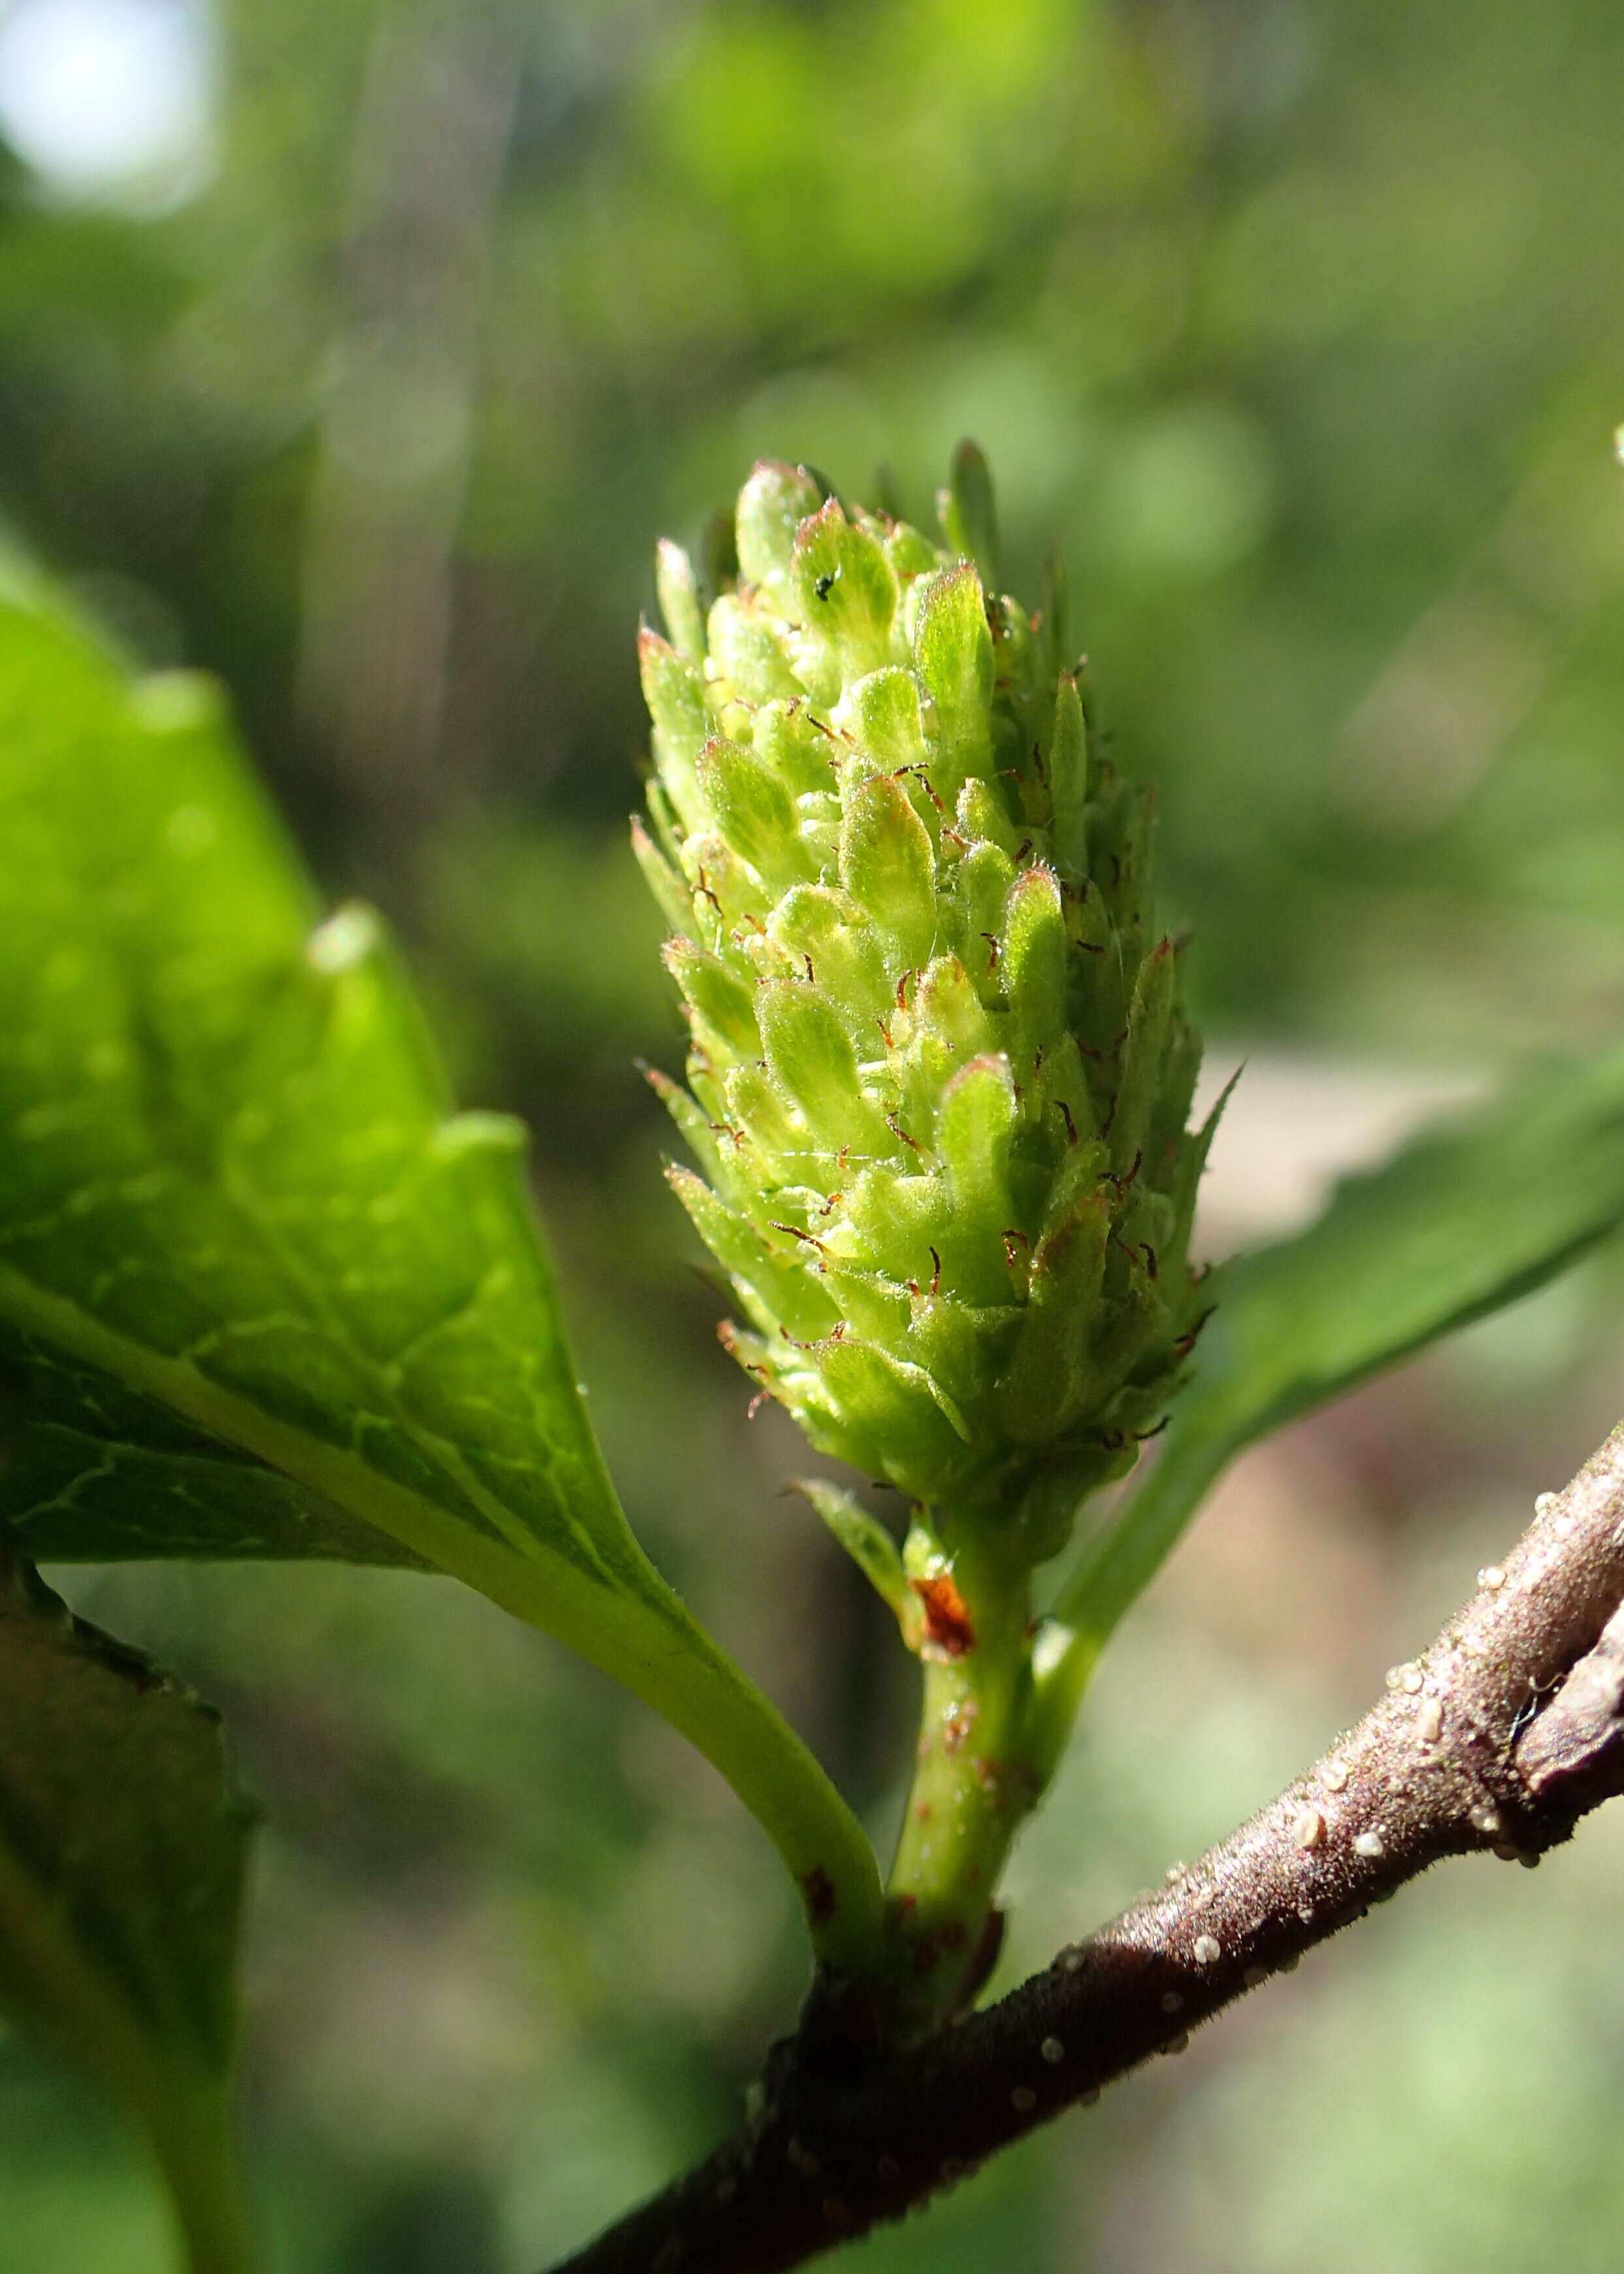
xmin=0 ymin=1541 xmax=253 ymax=2269
xmin=2 ymin=0 xmax=1624 ymax=2268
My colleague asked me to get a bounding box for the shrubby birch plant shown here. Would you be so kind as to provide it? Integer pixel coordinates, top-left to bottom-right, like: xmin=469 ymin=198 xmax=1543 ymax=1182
xmin=5 ymin=452 xmax=1624 ymax=2271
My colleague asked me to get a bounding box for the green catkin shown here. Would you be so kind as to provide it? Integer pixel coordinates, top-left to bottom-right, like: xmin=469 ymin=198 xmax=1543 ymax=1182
xmin=638 ymin=450 xmax=1221 ymax=1563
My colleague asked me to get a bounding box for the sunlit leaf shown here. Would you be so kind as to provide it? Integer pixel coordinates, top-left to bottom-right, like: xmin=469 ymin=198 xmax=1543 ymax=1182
xmin=0 ymin=576 xmax=880 ymax=1964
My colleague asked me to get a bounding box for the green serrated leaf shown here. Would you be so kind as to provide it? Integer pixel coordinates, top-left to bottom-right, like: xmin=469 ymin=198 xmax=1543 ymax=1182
xmin=1033 ymin=1041 xmax=1624 ymax=1765
xmin=0 ymin=1540 xmax=256 ymax=2271
xmin=0 ymin=579 xmax=882 ymax=1967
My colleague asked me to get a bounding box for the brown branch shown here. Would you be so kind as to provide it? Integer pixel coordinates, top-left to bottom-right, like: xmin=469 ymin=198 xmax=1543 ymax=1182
xmin=548 ymin=1420 xmax=1624 ymax=2274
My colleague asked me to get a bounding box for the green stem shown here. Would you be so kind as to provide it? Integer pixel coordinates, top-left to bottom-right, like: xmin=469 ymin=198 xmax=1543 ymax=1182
xmin=880 ymin=1529 xmax=1038 ymax=2035
xmin=145 ymin=2082 xmax=259 ymax=2274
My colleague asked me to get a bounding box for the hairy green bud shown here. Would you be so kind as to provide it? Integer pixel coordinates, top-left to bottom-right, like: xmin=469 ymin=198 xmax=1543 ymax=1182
xmin=638 ymin=450 xmax=1221 ymax=1560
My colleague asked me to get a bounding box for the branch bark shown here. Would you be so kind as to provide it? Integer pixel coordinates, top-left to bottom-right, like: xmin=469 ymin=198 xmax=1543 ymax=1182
xmin=548 ymin=1420 xmax=1624 ymax=2274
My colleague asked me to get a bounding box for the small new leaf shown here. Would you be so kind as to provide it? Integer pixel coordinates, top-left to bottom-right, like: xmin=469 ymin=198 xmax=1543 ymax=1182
xmin=793 ymin=1477 xmax=912 ymax=1635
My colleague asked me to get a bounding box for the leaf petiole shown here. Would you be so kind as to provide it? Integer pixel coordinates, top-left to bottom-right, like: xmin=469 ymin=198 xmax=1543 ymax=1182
xmin=144 ymin=2081 xmax=260 ymax=2274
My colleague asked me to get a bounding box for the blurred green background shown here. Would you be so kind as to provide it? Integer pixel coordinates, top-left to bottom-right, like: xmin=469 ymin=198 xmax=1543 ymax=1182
xmin=5 ymin=0 xmax=1624 ymax=2266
